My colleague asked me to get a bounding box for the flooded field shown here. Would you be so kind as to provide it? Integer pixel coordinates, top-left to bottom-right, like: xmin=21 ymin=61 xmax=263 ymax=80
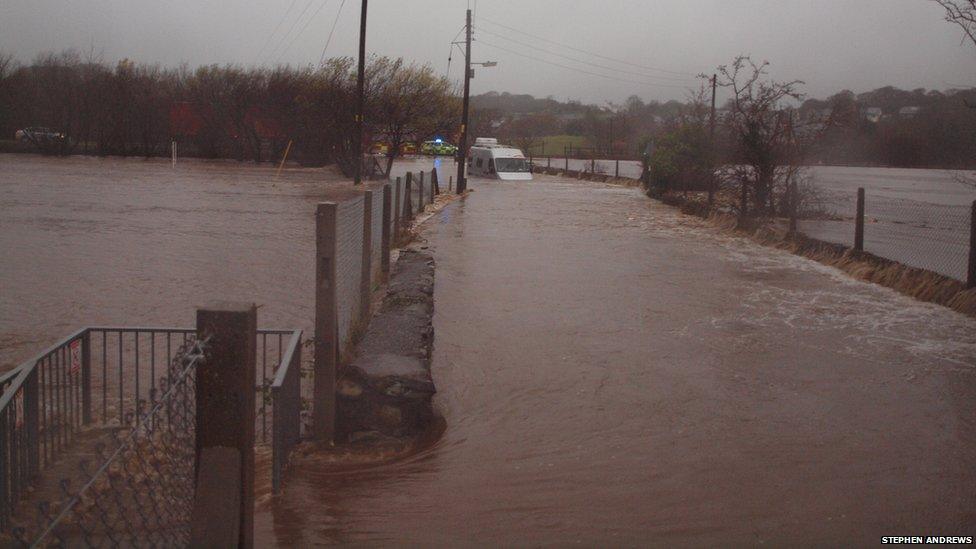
xmin=259 ymin=173 xmax=976 ymax=545
xmin=0 ymin=153 xmax=446 ymax=372
xmin=2 ymin=155 xmax=975 ymax=544
xmin=549 ymin=158 xmax=975 ymax=280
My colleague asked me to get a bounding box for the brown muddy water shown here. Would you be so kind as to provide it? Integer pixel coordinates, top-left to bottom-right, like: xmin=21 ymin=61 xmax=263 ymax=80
xmin=3 ymin=155 xmax=976 ymax=545
xmin=0 ymin=153 xmax=443 ymax=371
xmin=260 ymin=174 xmax=976 ymax=545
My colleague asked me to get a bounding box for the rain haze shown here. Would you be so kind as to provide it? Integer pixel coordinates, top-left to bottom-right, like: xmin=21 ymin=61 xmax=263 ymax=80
xmin=2 ymin=0 xmax=976 ymax=547
xmin=1 ymin=0 xmax=975 ymax=103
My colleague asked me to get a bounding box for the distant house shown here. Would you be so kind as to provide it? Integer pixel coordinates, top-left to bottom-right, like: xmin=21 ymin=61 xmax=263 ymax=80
xmin=864 ymin=107 xmax=883 ymax=123
xmin=898 ymin=106 xmax=921 ymax=118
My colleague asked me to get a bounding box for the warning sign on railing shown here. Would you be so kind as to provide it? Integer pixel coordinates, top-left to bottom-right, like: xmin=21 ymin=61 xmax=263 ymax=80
xmin=70 ymin=339 xmax=81 ymax=375
xmin=14 ymin=388 xmax=24 ymax=428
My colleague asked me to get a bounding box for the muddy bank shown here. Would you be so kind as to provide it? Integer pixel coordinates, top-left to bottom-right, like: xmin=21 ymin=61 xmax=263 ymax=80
xmin=651 ymin=190 xmax=976 ymax=318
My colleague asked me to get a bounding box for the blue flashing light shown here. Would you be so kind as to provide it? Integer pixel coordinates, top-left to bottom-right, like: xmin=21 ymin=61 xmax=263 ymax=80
xmin=435 ymin=138 xmax=443 ymax=143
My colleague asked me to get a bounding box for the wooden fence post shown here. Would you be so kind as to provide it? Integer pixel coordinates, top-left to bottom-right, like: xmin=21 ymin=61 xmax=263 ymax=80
xmin=449 ymin=176 xmax=453 ymax=192
xmin=193 ymin=302 xmax=257 ymax=549
xmin=565 ymin=156 xmax=568 ymax=170
xmin=854 ymin=187 xmax=865 ymax=252
xmin=361 ymin=190 xmax=373 ymax=321
xmin=313 ymin=203 xmax=338 ymax=442
xmin=382 ymin=184 xmax=392 ymax=276
xmin=968 ymin=199 xmax=975 ymax=288
xmin=615 ymin=159 xmax=620 ymax=178
xmin=431 ymin=168 xmax=440 ymax=197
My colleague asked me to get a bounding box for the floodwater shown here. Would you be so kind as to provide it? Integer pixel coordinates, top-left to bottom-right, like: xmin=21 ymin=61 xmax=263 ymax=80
xmin=548 ymin=157 xmax=975 ymax=280
xmin=0 ymin=153 xmax=445 ymax=372
xmin=2 ymin=155 xmax=975 ymax=544
xmin=259 ymin=174 xmax=976 ymax=545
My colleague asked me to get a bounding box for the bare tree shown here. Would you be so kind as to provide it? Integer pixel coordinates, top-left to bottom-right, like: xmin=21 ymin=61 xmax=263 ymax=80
xmin=934 ymin=0 xmax=976 ymax=47
xmin=371 ymin=58 xmax=456 ymax=175
xmin=714 ymin=56 xmax=826 ymax=217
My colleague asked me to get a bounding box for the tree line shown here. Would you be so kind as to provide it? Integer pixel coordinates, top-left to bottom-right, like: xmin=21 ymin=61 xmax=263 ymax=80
xmin=0 ymin=50 xmax=459 ymax=172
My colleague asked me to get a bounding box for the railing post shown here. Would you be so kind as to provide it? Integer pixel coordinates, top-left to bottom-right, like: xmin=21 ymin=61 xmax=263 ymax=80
xmin=615 ymin=159 xmax=620 ymax=178
xmin=381 ymin=183 xmax=392 ymax=276
xmin=403 ymin=173 xmax=413 ymax=222
xmin=449 ymin=176 xmax=453 ymax=192
xmin=193 ymin=302 xmax=257 ymax=549
xmin=361 ymin=190 xmax=373 ymax=322
xmin=314 ymin=203 xmax=338 ymax=442
xmin=547 ymin=156 xmax=551 ymax=168
xmin=81 ymin=330 xmax=91 ymax=424
xmin=393 ymin=176 xmax=402 ymax=240
xmin=968 ymin=199 xmax=975 ymax=288
xmin=590 ymin=157 xmax=595 ymax=173
xmin=854 ymin=187 xmax=865 ymax=252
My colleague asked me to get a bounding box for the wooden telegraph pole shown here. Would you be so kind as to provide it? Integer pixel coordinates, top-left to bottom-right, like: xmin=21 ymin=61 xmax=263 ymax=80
xmin=456 ymin=9 xmax=472 ymax=194
xmin=354 ymin=0 xmax=368 ymax=185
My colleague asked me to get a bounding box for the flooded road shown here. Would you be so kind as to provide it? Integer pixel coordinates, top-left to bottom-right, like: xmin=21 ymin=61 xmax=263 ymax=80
xmin=259 ymin=174 xmax=976 ymax=545
xmin=3 ymin=155 xmax=974 ymax=544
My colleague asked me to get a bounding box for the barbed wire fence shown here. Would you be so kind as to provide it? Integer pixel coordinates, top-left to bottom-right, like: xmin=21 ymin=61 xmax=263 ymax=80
xmin=17 ymin=337 xmax=208 ymax=548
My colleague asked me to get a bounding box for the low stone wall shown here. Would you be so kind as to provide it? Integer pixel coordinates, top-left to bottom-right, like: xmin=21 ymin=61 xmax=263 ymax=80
xmin=336 ymin=250 xmax=436 ymax=442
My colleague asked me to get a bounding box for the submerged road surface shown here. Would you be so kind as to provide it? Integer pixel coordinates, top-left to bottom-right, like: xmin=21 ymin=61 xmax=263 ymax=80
xmin=258 ymin=175 xmax=976 ymax=546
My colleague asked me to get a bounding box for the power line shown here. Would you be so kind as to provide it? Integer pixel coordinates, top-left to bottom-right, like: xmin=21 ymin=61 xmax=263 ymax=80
xmin=319 ymin=0 xmax=348 ymax=64
xmin=254 ymin=0 xmax=298 ymax=62
xmin=277 ymin=0 xmax=333 ymax=63
xmin=474 ymin=25 xmax=695 ymax=83
xmin=477 ymin=39 xmax=693 ymax=89
xmin=263 ymin=0 xmax=318 ymax=64
xmin=477 ymin=15 xmax=696 ymax=78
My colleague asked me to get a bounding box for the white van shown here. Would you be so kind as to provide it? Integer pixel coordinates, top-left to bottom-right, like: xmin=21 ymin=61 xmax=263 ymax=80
xmin=467 ymin=138 xmax=533 ymax=181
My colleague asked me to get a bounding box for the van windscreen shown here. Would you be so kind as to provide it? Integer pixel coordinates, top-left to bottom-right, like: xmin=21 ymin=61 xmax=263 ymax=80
xmin=495 ymin=158 xmax=530 ymax=173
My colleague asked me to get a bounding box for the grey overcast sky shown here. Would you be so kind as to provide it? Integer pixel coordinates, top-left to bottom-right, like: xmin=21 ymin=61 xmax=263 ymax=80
xmin=1 ymin=0 xmax=974 ymax=105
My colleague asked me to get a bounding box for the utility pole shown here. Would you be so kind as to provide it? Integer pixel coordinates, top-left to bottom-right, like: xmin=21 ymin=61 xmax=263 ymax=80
xmin=708 ymin=73 xmax=717 ymax=206
xmin=456 ymin=8 xmax=472 ymax=194
xmin=354 ymin=0 xmax=368 ymax=185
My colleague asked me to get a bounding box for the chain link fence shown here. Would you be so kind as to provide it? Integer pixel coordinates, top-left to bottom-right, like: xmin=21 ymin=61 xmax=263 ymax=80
xmin=799 ymin=189 xmax=974 ymax=283
xmin=20 ymin=338 xmax=206 ymax=548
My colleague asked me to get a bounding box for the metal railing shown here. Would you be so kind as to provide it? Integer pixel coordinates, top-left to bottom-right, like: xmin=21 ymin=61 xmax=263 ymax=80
xmin=0 ymin=326 xmax=304 ymax=532
xmin=30 ymin=337 xmax=206 ymax=547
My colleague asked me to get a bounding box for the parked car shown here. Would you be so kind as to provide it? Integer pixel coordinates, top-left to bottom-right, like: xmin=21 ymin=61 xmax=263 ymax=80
xmin=421 ymin=139 xmax=457 ymax=156
xmin=14 ymin=127 xmax=66 ymax=142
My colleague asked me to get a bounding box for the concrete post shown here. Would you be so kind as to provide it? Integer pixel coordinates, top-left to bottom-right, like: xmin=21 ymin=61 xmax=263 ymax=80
xmin=361 ymin=190 xmax=373 ymax=321
xmin=382 ymin=183 xmax=392 ymax=276
xmin=193 ymin=302 xmax=257 ymax=549
xmin=314 ymin=203 xmax=338 ymax=442
xmin=854 ymin=187 xmax=865 ymax=252
xmin=393 ymin=176 xmax=402 ymax=240
xmin=404 ymin=173 xmax=413 ymax=222
xmin=968 ymin=199 xmax=975 ymax=288
xmin=80 ymin=330 xmax=92 ymax=424
xmin=418 ymin=171 xmax=425 ymax=212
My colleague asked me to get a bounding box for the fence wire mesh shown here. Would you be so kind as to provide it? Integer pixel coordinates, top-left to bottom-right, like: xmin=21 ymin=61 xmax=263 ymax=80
xmin=798 ymin=189 xmax=973 ymax=282
xmin=20 ymin=338 xmax=206 ymax=548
